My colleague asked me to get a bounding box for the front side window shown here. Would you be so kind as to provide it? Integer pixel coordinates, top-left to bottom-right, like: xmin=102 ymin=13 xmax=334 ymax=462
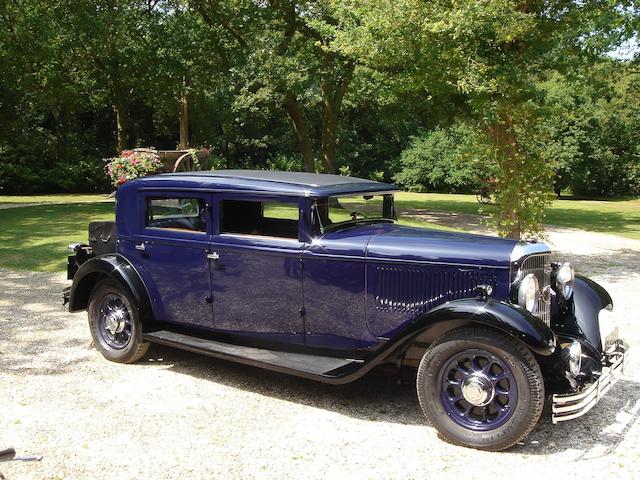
xmin=146 ymin=197 xmax=206 ymax=232
xmin=220 ymin=199 xmax=299 ymax=239
xmin=314 ymin=194 xmax=394 ymax=232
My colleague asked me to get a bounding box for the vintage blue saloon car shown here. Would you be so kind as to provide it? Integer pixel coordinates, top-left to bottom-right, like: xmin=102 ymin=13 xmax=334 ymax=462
xmin=64 ymin=170 xmax=626 ymax=451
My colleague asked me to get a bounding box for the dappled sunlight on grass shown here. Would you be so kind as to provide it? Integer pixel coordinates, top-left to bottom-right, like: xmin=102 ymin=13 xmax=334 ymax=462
xmin=0 ymin=193 xmax=112 ymax=205
xmin=394 ymin=192 xmax=640 ymax=240
xmin=0 ymin=203 xmax=115 ymax=272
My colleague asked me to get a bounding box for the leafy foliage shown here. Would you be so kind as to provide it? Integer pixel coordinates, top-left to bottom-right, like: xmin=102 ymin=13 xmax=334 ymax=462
xmin=394 ymin=124 xmax=497 ymax=193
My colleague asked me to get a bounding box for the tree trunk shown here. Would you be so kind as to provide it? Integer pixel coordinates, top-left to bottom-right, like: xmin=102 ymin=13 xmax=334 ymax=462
xmin=488 ymin=114 xmax=521 ymax=240
xmin=178 ymin=76 xmax=189 ymax=150
xmin=284 ymin=92 xmax=315 ymax=172
xmin=319 ymin=63 xmax=353 ymax=174
xmin=112 ymin=103 xmax=127 ymax=153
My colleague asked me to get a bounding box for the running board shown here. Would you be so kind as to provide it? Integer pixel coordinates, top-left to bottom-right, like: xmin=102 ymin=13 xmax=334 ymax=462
xmin=143 ymin=330 xmax=364 ymax=379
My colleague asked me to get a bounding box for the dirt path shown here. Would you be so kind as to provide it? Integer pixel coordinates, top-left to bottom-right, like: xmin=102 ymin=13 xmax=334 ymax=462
xmin=1 ymin=225 xmax=639 ymax=480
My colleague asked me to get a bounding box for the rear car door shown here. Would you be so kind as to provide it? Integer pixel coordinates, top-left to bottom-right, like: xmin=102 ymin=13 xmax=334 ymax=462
xmin=120 ymin=191 xmax=214 ymax=329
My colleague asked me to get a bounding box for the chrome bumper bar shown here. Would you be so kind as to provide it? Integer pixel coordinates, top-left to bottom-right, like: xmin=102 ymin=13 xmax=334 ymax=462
xmin=552 ymin=341 xmax=626 ymax=424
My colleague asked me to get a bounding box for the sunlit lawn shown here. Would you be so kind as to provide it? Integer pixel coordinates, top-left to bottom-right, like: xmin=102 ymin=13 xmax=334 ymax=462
xmin=394 ymin=192 xmax=640 ymax=240
xmin=0 ymin=202 xmax=115 ymax=272
xmin=0 ymin=193 xmax=113 ymax=205
xmin=1 ymin=191 xmax=638 ymax=272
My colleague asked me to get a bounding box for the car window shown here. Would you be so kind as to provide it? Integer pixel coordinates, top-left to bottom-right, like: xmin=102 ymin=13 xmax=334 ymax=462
xmin=314 ymin=194 xmax=394 ymax=232
xmin=146 ymin=197 xmax=207 ymax=233
xmin=220 ymin=199 xmax=299 ymax=239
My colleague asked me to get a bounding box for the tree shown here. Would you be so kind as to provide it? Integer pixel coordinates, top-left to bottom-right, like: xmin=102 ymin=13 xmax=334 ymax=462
xmin=328 ymin=0 xmax=636 ymax=238
xmin=193 ymin=0 xmax=358 ymax=173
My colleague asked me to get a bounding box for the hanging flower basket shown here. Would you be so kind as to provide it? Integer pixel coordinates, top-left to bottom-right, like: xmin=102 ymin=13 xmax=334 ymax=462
xmin=104 ymin=148 xmax=210 ymax=188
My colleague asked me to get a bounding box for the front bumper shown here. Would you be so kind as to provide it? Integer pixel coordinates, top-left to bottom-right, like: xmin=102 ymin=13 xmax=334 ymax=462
xmin=552 ymin=340 xmax=627 ymax=423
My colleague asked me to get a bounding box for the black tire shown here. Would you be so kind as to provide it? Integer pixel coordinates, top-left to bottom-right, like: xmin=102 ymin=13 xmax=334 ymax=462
xmin=88 ymin=279 xmax=149 ymax=364
xmin=416 ymin=327 xmax=544 ymax=451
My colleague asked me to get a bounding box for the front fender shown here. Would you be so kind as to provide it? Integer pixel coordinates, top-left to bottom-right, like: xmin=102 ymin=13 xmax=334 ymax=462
xmin=68 ymin=254 xmax=152 ymax=321
xmin=552 ymin=274 xmax=612 ymax=355
xmin=402 ymin=298 xmax=557 ymax=356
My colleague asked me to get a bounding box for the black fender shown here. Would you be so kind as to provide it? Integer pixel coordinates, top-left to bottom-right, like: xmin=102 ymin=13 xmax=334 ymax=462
xmin=68 ymin=253 xmax=152 ymax=321
xmin=394 ymin=297 xmax=557 ymax=357
xmin=321 ymin=297 xmax=557 ymax=385
xmin=552 ymin=274 xmax=611 ymax=356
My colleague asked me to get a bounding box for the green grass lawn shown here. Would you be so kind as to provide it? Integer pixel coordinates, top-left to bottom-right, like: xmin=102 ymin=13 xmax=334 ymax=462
xmin=395 ymin=192 xmax=640 ymax=240
xmin=0 ymin=193 xmax=113 ymax=205
xmin=0 ymin=202 xmax=115 ymax=272
xmin=1 ymin=192 xmax=638 ymax=273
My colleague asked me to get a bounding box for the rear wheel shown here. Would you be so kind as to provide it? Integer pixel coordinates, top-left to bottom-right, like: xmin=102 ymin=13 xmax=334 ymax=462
xmin=416 ymin=327 xmax=544 ymax=451
xmin=88 ymin=280 xmax=149 ymax=363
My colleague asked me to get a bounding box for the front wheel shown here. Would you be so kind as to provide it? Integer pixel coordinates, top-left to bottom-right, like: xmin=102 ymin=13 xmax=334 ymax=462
xmin=88 ymin=280 xmax=149 ymax=363
xmin=416 ymin=327 xmax=544 ymax=451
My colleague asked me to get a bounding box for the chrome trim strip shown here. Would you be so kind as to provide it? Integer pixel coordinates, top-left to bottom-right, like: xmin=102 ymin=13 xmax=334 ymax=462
xmin=510 ymin=241 xmax=551 ymax=263
xmin=551 ymin=343 xmax=626 ymax=424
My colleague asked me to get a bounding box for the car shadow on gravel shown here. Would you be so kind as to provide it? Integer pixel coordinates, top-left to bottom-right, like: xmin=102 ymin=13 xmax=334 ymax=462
xmin=145 ymin=343 xmax=424 ymax=425
xmin=144 ymin=344 xmax=640 ymax=455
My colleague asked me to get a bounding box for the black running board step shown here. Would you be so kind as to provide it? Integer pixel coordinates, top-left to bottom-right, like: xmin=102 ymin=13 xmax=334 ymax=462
xmin=143 ymin=330 xmax=364 ymax=378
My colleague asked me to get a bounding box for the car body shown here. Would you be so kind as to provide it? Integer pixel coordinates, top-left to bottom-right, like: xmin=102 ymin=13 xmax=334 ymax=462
xmin=64 ymin=170 xmax=627 ymax=451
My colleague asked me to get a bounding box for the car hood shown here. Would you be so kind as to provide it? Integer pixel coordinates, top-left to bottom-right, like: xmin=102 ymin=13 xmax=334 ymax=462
xmin=365 ymin=224 xmax=525 ymax=268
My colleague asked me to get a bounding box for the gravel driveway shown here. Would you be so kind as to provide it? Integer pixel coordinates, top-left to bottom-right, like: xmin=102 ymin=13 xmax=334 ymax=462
xmin=1 ymin=226 xmax=639 ymax=480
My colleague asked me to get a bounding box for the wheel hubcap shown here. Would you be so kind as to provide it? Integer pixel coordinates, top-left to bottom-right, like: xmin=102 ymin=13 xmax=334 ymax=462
xmin=105 ymin=308 xmax=127 ymax=335
xmin=98 ymin=294 xmax=132 ymax=350
xmin=461 ymin=374 xmax=495 ymax=406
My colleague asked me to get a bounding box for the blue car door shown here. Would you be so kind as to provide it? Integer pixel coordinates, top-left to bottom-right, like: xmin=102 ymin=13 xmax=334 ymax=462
xmin=119 ymin=191 xmax=214 ymax=329
xmin=209 ymin=195 xmax=304 ymax=345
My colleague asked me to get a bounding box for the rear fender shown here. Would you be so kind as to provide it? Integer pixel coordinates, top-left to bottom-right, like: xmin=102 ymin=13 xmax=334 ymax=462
xmin=68 ymin=254 xmax=152 ymax=321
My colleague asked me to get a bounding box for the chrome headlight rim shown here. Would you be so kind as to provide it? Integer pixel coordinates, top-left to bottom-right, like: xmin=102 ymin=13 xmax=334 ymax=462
xmin=517 ymin=273 xmax=539 ymax=313
xmin=555 ymin=262 xmax=575 ymax=299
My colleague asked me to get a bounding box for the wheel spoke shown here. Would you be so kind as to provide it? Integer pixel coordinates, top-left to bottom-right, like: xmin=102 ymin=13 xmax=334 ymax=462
xmin=495 ymin=387 xmax=510 ymax=396
xmin=481 ymin=407 xmax=488 ymax=422
xmin=493 ymin=399 xmax=507 ymax=412
xmin=448 ymin=393 xmax=463 ymax=402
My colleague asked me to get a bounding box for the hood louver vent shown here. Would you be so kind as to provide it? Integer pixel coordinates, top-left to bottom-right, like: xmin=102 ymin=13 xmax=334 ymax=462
xmin=374 ymin=266 xmax=497 ymax=313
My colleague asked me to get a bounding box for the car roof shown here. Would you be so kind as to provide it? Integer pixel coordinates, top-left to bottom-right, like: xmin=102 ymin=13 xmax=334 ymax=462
xmin=132 ymin=170 xmax=398 ymax=196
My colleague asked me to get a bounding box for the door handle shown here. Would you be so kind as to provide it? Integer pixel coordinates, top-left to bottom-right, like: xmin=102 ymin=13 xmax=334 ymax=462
xmin=207 ymin=252 xmax=220 ymax=260
xmin=135 ymin=243 xmax=146 ymax=251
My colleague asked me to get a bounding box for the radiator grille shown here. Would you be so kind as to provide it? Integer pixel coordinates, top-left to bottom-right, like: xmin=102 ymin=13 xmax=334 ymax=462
xmin=519 ymin=253 xmax=552 ymax=326
xmin=374 ymin=266 xmax=497 ymax=313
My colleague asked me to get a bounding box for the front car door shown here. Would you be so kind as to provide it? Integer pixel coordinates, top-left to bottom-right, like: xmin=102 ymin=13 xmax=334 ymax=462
xmin=209 ymin=194 xmax=304 ymax=345
xmin=120 ymin=190 xmax=214 ymax=329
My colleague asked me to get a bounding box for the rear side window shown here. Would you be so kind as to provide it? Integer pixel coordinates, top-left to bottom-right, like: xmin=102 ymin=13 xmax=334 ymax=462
xmin=220 ymin=199 xmax=299 ymax=239
xmin=146 ymin=197 xmax=206 ymax=232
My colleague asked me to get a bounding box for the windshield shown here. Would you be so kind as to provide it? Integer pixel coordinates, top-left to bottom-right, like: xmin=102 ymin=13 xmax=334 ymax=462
xmin=315 ymin=194 xmax=395 ymax=232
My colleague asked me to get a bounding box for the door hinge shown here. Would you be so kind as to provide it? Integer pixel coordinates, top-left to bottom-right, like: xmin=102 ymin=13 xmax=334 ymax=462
xmin=299 ymin=306 xmax=305 ymax=316
xmin=205 ymin=295 xmax=212 ymax=304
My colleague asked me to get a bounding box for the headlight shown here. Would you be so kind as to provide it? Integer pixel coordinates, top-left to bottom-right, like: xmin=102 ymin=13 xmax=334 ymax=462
xmin=556 ymin=262 xmax=574 ymax=298
xmin=517 ymin=273 xmax=539 ymax=313
xmin=562 ymin=340 xmax=582 ymax=377
xmin=598 ymin=304 xmax=619 ymax=351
